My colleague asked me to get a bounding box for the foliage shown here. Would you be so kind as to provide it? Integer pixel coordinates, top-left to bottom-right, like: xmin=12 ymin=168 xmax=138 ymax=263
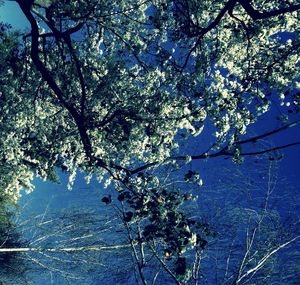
xmin=0 ymin=1 xmax=298 ymax=198
xmin=103 ymin=172 xmax=212 ymax=283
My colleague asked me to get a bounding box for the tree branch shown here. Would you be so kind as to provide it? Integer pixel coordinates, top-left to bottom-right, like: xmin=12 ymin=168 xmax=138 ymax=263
xmin=16 ymin=1 xmax=107 ymax=168
xmin=130 ymin=120 xmax=300 ymax=174
xmin=181 ymin=0 xmax=300 ymax=68
xmin=181 ymin=0 xmax=237 ymax=68
xmin=240 ymin=140 xmax=300 ymax=156
xmin=239 ymin=0 xmax=300 ymax=20
xmin=236 ymin=235 xmax=300 ymax=284
xmin=17 ymin=1 xmax=77 ymax=118
xmin=63 ymin=34 xmax=88 ymax=117
xmin=149 ymin=244 xmax=181 ymax=285
xmin=238 ymin=119 xmax=300 ymax=145
xmin=0 ymin=244 xmax=131 ymax=253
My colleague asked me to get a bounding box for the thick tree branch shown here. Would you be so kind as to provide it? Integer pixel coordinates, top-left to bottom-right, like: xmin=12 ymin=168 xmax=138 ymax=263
xmin=17 ymin=1 xmax=77 ymax=117
xmin=181 ymin=0 xmax=300 ymax=68
xmin=32 ymin=9 xmax=88 ymax=116
xmin=239 ymin=0 xmax=300 ymax=20
xmin=32 ymin=8 xmax=84 ymax=37
xmin=16 ymin=1 xmax=103 ymax=167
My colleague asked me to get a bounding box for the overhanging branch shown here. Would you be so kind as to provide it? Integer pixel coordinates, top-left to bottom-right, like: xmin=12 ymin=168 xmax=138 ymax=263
xmin=240 ymin=141 xmax=300 ymax=157
xmin=238 ymin=119 xmax=300 ymax=145
xmin=131 ymin=120 xmax=300 ymax=174
xmin=239 ymin=0 xmax=300 ymax=20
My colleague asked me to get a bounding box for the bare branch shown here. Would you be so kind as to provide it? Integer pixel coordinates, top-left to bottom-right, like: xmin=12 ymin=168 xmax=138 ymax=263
xmin=238 ymin=119 xmax=300 ymax=145
xmin=240 ymin=140 xmax=300 ymax=156
xmin=0 ymin=244 xmax=131 ymax=253
xmin=236 ymin=235 xmax=300 ymax=284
